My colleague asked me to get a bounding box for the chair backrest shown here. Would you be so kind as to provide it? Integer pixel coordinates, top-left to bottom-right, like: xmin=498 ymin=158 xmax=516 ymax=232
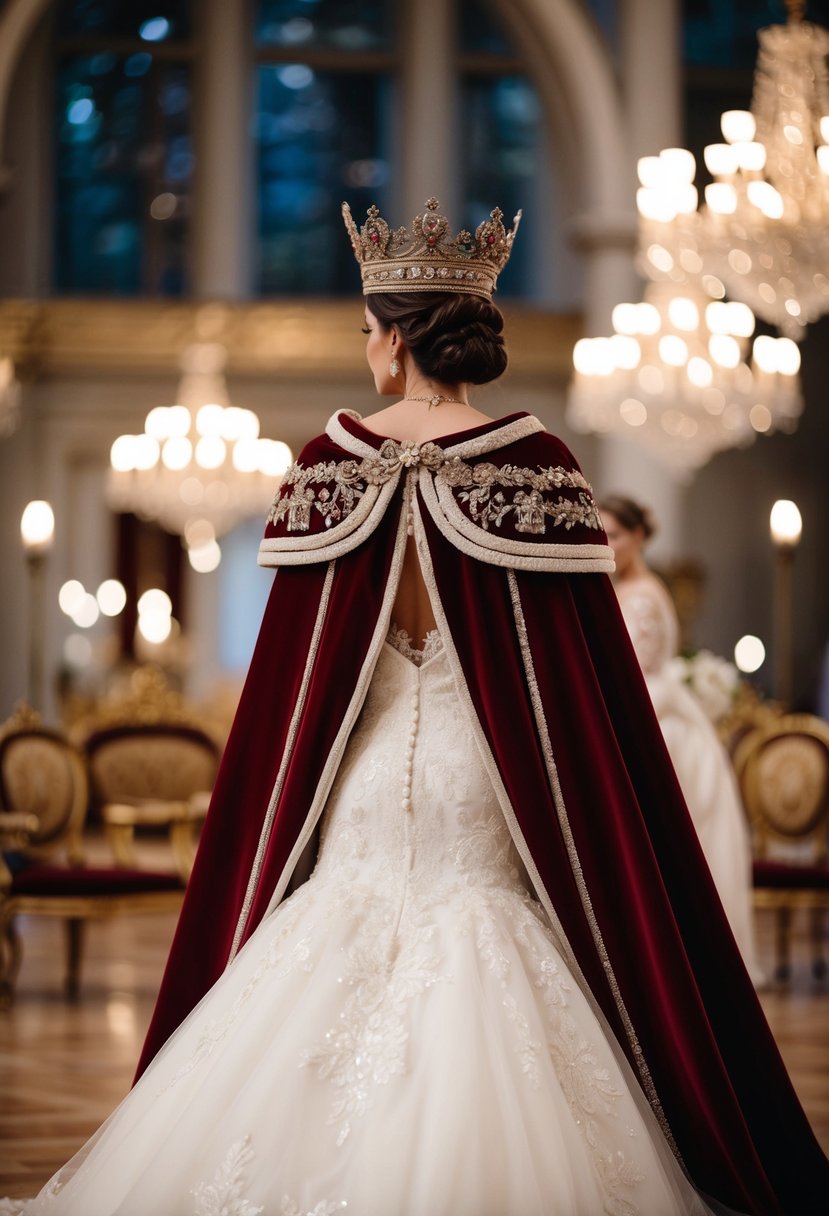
xmin=84 ymin=722 xmax=219 ymax=806
xmin=733 ymin=713 xmax=829 ymax=861
xmin=0 ymin=704 xmax=89 ymax=864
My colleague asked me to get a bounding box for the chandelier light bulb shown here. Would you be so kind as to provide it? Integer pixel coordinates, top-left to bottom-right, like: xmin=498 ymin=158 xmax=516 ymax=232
xmin=611 ymin=303 xmax=640 ymax=334
xmin=816 ymin=146 xmax=829 ymax=174
xmin=774 ymin=337 xmax=801 ymax=375
xmin=59 ymin=579 xmax=86 ymax=615
xmin=723 ymin=301 xmax=755 ymax=337
xmin=96 ymin=578 xmax=127 ymax=617
xmin=138 ymin=613 xmax=173 ymax=644
xmin=110 ymin=434 xmax=137 ymax=472
xmin=769 ymin=499 xmax=802 ymax=546
xmin=138 ymin=588 xmax=172 ymax=618
xmin=196 ymin=404 xmax=225 ymax=437
xmin=257 ymin=439 xmax=294 ymax=477
xmin=659 ymin=147 xmax=696 ymax=183
xmin=188 ymin=539 xmax=222 ymax=574
xmin=686 ymin=357 xmax=714 ymax=388
xmin=667 ymin=297 xmax=700 ymax=331
xmin=232 ymin=438 xmax=261 ymax=473
xmin=133 ymin=434 xmax=160 ymax=471
xmin=220 ymin=406 xmax=246 ymax=440
xmin=733 ymin=141 xmax=767 ymax=172
xmin=20 ymin=500 xmax=55 ymax=552
xmin=145 ymin=406 xmax=172 ymax=439
xmin=237 ymin=409 xmax=260 ymax=440
xmin=195 ymin=435 xmax=226 ymax=470
xmin=705 ymin=183 xmax=738 ymax=215
xmin=820 ymin=116 xmax=829 ymax=142
xmin=704 ymin=143 xmax=738 ymax=177
xmin=71 ymin=592 xmax=99 ymax=629
xmin=746 ymin=180 xmax=785 ymax=219
xmin=636 ymin=188 xmax=676 ymax=223
xmin=734 ymin=634 xmax=765 ymax=673
xmin=705 ymin=302 xmax=730 ymax=334
xmin=635 ymin=303 xmax=661 ymax=335
xmin=708 ymin=334 xmax=741 ymax=368
xmin=637 ymin=156 xmax=664 ymax=189
xmin=721 ymin=109 xmax=756 ymax=143
xmin=658 ymin=335 xmax=689 ymax=366
xmin=162 ymin=436 xmax=193 ymax=470
xmin=167 ymin=405 xmax=192 ymax=437
xmin=752 ymin=334 xmax=778 ymax=373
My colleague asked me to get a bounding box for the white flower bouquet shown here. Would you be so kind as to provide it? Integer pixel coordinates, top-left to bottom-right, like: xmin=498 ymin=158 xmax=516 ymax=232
xmin=667 ymin=649 xmax=740 ymax=723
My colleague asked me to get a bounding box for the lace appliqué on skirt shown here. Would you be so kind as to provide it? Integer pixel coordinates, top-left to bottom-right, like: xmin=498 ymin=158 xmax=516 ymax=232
xmin=191 ymin=1136 xmax=263 ymax=1216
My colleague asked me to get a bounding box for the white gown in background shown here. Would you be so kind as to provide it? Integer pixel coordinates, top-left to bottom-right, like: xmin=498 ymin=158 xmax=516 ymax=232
xmin=615 ymin=576 xmax=762 ymax=986
xmin=4 ymin=628 xmax=713 ymax=1216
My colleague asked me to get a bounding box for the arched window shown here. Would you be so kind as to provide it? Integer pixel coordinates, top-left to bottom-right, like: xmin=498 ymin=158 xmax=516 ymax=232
xmin=254 ymin=0 xmax=397 ymax=295
xmin=54 ymin=1 xmax=194 ymax=295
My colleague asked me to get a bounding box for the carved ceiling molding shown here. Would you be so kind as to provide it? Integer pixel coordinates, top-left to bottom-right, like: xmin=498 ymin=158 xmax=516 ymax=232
xmin=0 ymin=299 xmax=581 ymax=382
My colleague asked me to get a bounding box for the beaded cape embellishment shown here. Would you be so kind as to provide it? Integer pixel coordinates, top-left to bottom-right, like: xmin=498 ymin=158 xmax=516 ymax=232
xmin=342 ymin=197 xmax=522 ymax=300
xmin=267 ymin=440 xmax=602 ymax=537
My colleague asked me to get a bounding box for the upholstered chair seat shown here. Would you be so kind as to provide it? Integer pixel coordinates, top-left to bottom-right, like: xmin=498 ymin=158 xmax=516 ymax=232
xmin=734 ymin=713 xmax=829 ymax=980
xmin=0 ymin=706 xmax=192 ymax=1003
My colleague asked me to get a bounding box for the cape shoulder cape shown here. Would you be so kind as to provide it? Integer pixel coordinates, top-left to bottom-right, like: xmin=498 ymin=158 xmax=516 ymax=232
xmin=139 ymin=409 xmax=828 ymax=1215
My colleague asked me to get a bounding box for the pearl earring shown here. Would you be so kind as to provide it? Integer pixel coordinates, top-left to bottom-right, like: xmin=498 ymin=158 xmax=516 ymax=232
xmin=389 ymin=356 xmax=400 ymax=378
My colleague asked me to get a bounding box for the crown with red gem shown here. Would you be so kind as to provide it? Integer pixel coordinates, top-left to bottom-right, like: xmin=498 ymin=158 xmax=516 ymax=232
xmin=342 ymin=196 xmax=522 ymax=299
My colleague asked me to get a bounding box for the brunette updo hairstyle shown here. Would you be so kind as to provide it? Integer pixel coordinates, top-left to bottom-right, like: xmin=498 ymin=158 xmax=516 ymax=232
xmin=599 ymin=495 xmax=657 ymax=540
xmin=367 ymin=292 xmax=508 ymax=385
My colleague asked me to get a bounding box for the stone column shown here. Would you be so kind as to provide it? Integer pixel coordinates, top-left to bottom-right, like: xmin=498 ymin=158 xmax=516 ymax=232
xmin=594 ymin=0 xmax=684 ymax=561
xmin=399 ymin=0 xmax=456 ymax=221
xmin=191 ymin=0 xmax=252 ymax=298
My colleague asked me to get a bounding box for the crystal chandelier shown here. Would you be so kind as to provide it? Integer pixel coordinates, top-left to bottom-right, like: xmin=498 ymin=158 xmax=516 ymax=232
xmin=637 ymin=4 xmax=829 ymax=337
xmin=108 ymin=343 xmax=292 ymax=547
xmin=566 ymin=280 xmax=802 ymax=477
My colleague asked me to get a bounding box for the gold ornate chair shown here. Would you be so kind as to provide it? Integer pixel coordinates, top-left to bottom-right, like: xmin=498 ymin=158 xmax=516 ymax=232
xmin=0 ymin=705 xmax=186 ymax=1004
xmin=74 ymin=667 xmax=220 ymax=881
xmin=84 ymin=723 xmax=218 ymax=881
xmin=733 ymin=713 xmax=829 ymax=980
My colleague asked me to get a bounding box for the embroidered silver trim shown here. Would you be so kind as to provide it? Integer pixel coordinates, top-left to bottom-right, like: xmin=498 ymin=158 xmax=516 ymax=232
xmin=421 ymin=473 xmax=616 ymax=572
xmin=268 ymin=432 xmax=601 ymax=541
xmin=506 ymin=569 xmax=683 ymax=1166
xmin=324 ymin=409 xmax=543 ymax=460
xmin=228 ymin=561 xmax=336 ymax=962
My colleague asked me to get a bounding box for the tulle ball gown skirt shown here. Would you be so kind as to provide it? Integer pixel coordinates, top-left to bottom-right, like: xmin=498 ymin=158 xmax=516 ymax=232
xmin=7 ymin=636 xmax=711 ymax=1216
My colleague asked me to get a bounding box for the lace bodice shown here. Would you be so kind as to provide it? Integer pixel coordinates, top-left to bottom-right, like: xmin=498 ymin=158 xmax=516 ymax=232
xmin=615 ymin=576 xmax=680 ymax=676
xmin=385 ymin=622 xmax=443 ymax=667
xmin=314 ymin=628 xmax=526 ymax=901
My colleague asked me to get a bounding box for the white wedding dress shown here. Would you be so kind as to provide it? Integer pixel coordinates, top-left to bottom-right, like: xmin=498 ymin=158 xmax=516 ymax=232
xmin=5 ymin=627 xmax=714 ymax=1216
xmin=615 ymin=576 xmax=762 ymax=987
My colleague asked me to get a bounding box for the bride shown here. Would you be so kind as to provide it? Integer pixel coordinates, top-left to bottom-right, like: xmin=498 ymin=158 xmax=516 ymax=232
xmin=600 ymin=495 xmax=763 ymax=986
xmin=3 ymin=199 xmax=826 ymax=1216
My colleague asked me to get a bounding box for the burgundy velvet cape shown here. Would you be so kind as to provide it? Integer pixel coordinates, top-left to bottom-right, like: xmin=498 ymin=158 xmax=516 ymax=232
xmin=138 ymin=409 xmax=828 ymax=1215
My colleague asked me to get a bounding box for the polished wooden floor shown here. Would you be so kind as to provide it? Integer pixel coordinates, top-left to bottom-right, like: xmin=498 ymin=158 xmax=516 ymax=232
xmin=1 ymin=892 xmax=827 ymax=1200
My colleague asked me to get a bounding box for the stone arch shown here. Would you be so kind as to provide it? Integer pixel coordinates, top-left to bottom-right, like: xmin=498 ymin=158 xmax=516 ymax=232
xmin=0 ymin=0 xmax=52 ymax=190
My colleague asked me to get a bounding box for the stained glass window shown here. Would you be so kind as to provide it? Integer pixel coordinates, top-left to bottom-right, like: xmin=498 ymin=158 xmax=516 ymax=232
xmin=58 ymin=0 xmax=191 ymax=40
xmin=54 ymin=1 xmax=192 ymax=294
xmin=460 ymin=76 xmax=540 ymax=299
xmin=257 ymin=0 xmax=394 ymax=52
xmin=684 ymin=0 xmax=829 ymax=69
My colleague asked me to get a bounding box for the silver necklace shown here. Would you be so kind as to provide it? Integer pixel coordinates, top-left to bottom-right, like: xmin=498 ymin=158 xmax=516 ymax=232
xmin=404 ymin=394 xmax=468 ymax=408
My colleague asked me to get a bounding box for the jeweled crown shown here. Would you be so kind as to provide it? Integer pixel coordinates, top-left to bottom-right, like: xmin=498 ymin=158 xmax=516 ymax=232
xmin=342 ymin=197 xmax=522 ymax=299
